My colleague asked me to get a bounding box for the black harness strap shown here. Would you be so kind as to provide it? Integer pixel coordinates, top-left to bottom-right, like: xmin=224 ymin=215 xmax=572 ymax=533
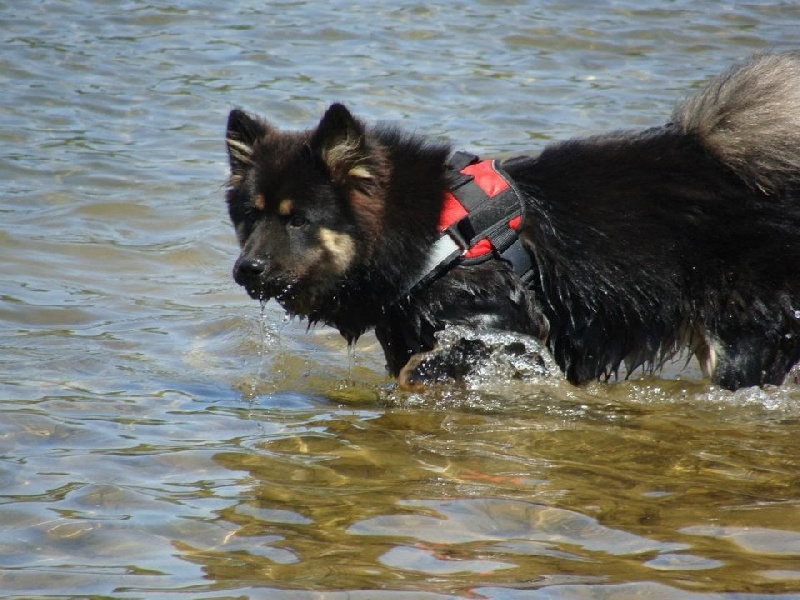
xmin=400 ymin=151 xmax=536 ymax=300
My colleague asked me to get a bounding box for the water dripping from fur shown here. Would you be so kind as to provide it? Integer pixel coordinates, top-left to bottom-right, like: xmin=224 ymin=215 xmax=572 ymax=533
xmin=245 ymin=300 xmax=272 ymax=402
xmin=243 ymin=300 xmax=294 ymax=401
xmin=324 ymin=340 xmax=388 ymax=406
xmin=346 ymin=343 xmax=356 ymax=384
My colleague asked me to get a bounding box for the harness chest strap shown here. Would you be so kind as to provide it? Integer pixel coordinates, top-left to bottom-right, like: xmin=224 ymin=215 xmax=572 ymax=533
xmin=409 ymin=151 xmax=534 ymax=297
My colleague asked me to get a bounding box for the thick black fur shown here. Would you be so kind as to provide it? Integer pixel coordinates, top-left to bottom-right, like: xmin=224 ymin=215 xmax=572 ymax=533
xmin=225 ymin=53 xmax=800 ymax=390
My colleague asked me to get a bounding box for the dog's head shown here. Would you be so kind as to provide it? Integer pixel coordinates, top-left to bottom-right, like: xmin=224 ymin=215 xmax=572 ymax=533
xmin=225 ymin=104 xmax=388 ymax=317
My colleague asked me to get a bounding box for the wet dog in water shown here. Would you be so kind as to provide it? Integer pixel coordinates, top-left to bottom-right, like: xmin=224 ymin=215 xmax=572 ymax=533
xmin=224 ymin=52 xmax=800 ymax=391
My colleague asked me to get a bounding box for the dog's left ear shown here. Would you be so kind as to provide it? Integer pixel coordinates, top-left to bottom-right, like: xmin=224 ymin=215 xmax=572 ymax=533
xmin=226 ymin=109 xmax=269 ymax=182
xmin=312 ymin=103 xmax=376 ymax=185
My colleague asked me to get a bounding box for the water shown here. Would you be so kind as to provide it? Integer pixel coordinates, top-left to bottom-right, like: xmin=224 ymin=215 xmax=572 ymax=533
xmin=3 ymin=0 xmax=800 ymax=597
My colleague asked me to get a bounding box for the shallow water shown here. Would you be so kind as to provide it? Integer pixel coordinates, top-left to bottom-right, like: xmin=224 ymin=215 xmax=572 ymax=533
xmin=3 ymin=1 xmax=800 ymax=598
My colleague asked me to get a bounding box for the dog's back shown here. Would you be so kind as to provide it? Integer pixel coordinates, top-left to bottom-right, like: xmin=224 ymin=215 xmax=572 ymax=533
xmin=506 ymin=52 xmax=800 ymax=389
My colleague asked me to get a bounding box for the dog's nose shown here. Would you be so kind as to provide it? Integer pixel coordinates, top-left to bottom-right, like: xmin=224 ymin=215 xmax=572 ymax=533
xmin=233 ymin=256 xmax=267 ymax=285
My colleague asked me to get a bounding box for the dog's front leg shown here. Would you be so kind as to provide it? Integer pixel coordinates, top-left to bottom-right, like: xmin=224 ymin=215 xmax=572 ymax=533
xmin=397 ymin=337 xmax=492 ymax=391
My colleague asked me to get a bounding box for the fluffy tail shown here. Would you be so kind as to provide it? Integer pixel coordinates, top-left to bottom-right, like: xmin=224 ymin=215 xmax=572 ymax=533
xmin=672 ymin=51 xmax=800 ymax=194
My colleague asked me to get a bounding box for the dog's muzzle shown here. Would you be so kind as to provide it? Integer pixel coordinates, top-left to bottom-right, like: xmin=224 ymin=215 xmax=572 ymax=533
xmin=233 ymin=255 xmax=266 ymax=286
xmin=232 ymin=255 xmax=272 ymax=300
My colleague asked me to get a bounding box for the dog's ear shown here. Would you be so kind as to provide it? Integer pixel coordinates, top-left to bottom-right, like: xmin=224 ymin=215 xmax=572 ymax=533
xmin=312 ymin=103 xmax=376 ymax=185
xmin=313 ymin=104 xmax=387 ymax=243
xmin=226 ymin=109 xmax=268 ymax=180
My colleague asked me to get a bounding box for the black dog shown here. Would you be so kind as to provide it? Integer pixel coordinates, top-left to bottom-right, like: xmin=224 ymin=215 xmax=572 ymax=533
xmin=225 ymin=52 xmax=800 ymax=391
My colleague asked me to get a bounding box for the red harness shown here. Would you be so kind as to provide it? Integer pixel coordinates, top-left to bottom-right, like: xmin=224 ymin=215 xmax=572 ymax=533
xmin=439 ymin=157 xmax=523 ymax=259
xmin=403 ymin=151 xmax=533 ymax=298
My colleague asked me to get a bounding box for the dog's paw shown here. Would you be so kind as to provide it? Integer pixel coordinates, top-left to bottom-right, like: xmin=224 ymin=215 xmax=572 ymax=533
xmin=397 ymin=326 xmax=557 ymax=390
xmin=787 ymin=362 xmax=800 ymax=386
xmin=398 ymin=338 xmax=489 ymax=391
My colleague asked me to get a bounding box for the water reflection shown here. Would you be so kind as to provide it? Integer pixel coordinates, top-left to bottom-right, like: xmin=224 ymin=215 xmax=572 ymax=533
xmin=194 ymin=394 xmax=800 ymax=596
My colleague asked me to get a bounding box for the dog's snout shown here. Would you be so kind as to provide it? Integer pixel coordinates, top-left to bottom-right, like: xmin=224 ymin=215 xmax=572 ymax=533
xmin=233 ymin=255 xmax=267 ymax=285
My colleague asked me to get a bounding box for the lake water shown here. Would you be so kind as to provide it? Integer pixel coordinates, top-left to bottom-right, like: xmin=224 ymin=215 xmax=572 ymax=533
xmin=3 ymin=1 xmax=800 ymax=598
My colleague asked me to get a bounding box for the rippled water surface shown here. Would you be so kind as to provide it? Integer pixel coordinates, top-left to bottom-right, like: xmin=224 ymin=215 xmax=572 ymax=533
xmin=3 ymin=1 xmax=800 ymax=598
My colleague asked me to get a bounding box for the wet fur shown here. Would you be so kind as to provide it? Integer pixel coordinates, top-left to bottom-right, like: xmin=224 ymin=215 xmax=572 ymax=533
xmin=225 ymin=52 xmax=800 ymax=390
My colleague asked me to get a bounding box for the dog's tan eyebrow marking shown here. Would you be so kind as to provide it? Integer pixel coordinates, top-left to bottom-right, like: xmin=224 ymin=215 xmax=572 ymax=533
xmin=253 ymin=193 xmax=266 ymax=211
xmin=278 ymin=198 xmax=293 ymax=216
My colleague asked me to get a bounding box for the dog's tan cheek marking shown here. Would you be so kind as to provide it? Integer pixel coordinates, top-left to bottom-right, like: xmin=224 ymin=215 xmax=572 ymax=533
xmin=318 ymin=227 xmax=356 ymax=274
xmin=278 ymin=199 xmax=293 ymax=216
xmin=253 ymin=193 xmax=266 ymax=211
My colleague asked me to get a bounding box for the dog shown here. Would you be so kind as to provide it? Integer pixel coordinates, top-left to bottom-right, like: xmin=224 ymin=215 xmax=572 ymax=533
xmin=224 ymin=52 xmax=800 ymax=391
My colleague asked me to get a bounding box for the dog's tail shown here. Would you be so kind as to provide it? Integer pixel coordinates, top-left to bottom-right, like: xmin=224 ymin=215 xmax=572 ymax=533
xmin=672 ymin=51 xmax=800 ymax=194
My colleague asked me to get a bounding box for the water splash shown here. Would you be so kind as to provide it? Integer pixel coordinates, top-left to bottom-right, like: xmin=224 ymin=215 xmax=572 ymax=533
xmin=422 ymin=325 xmax=558 ymax=387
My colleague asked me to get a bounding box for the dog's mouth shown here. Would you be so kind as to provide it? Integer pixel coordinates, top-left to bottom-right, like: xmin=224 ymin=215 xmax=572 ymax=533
xmin=238 ymin=276 xmax=298 ymax=309
xmin=232 ymin=254 xmax=349 ymax=320
xmin=238 ymin=278 xmax=285 ymax=303
xmin=233 ymin=267 xmax=284 ymax=302
xmin=235 ymin=271 xmax=333 ymax=319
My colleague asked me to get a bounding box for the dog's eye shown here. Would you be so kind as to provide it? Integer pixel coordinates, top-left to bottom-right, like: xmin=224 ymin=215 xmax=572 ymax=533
xmin=287 ymin=214 xmax=308 ymax=228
